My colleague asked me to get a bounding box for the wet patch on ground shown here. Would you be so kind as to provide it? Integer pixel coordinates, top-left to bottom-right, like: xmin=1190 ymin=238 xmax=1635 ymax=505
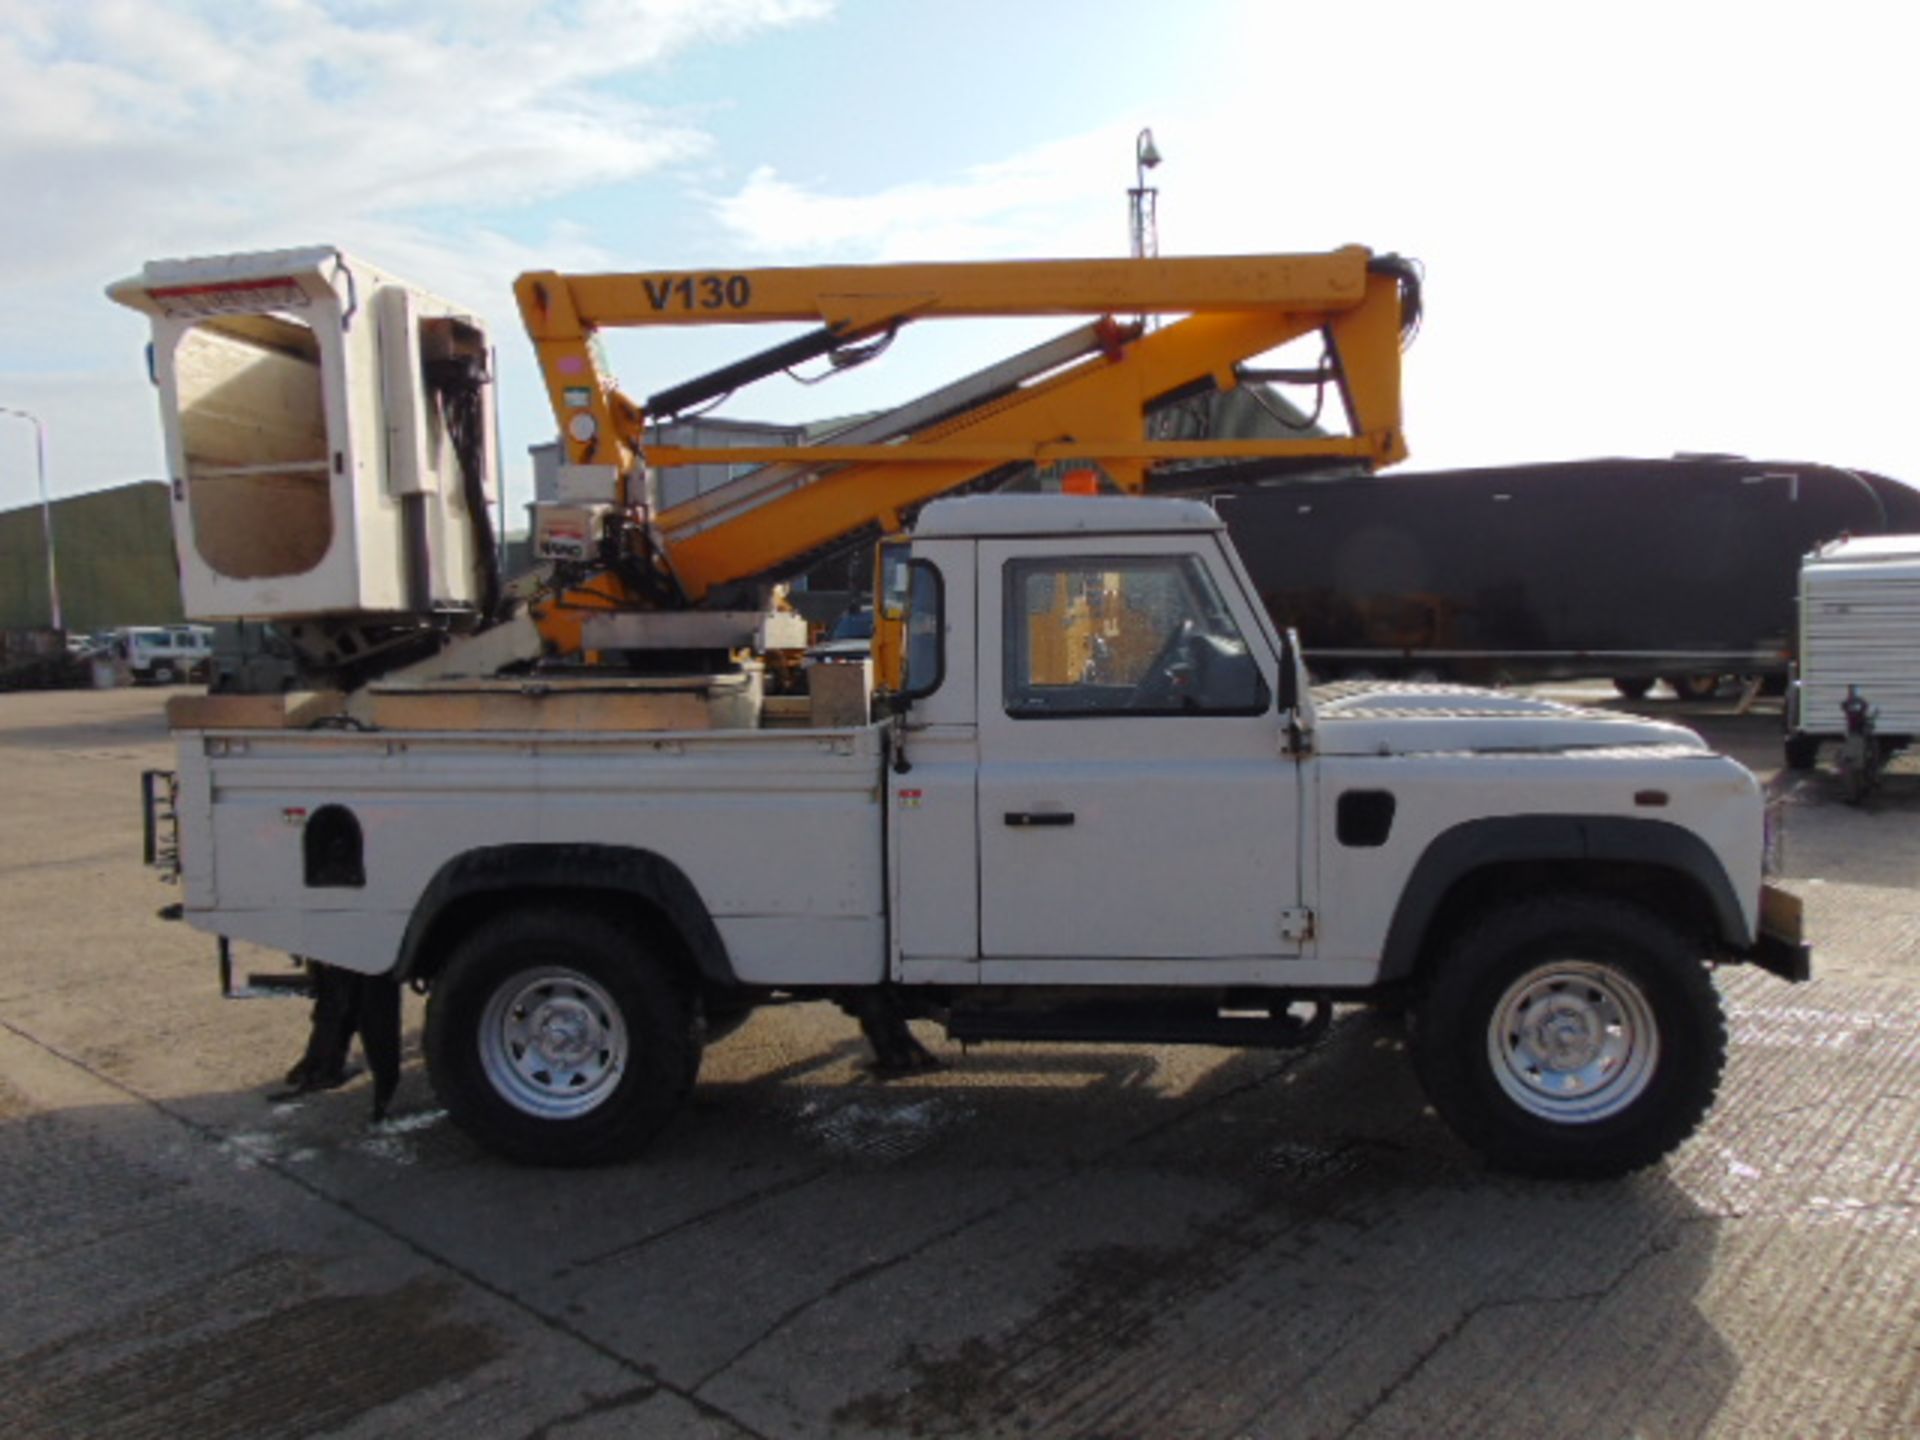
xmin=0 ymin=1263 xmax=500 ymax=1439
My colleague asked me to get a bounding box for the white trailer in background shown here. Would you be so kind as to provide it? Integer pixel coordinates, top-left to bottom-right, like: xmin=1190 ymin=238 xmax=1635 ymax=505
xmin=1787 ymin=534 xmax=1920 ymax=798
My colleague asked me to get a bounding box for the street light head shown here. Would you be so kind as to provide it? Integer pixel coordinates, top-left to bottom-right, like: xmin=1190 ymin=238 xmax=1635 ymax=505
xmin=1136 ymin=129 xmax=1162 ymax=170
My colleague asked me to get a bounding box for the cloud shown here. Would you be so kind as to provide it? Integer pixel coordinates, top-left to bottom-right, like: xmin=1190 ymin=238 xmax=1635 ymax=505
xmin=0 ymin=0 xmax=831 ymax=494
xmin=1 ymin=0 xmax=827 ymax=278
xmin=711 ymin=126 xmax=1132 ymax=263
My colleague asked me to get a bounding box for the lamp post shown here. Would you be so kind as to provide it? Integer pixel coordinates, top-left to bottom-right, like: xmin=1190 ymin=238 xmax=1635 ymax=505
xmin=0 ymin=406 xmax=63 ymax=633
xmin=1128 ymin=127 xmax=1163 ymax=260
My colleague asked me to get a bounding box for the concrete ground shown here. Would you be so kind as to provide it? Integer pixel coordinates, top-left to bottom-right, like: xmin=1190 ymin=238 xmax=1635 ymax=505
xmin=1 ymin=684 xmax=1916 ymax=1439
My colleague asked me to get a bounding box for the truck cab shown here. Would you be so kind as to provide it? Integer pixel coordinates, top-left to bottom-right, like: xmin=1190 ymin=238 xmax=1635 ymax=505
xmin=889 ymin=496 xmax=1310 ymax=984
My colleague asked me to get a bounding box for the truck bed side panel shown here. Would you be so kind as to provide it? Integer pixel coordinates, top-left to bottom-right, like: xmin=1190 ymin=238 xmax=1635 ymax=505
xmin=181 ymin=727 xmax=886 ymax=984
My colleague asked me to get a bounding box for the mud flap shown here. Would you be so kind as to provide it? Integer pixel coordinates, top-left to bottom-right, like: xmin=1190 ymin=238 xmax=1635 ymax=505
xmin=1753 ymin=884 xmax=1812 ymax=984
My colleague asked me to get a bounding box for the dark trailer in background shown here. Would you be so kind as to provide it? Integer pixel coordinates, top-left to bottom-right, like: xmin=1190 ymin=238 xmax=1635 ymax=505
xmin=1212 ymin=457 xmax=1920 ymax=693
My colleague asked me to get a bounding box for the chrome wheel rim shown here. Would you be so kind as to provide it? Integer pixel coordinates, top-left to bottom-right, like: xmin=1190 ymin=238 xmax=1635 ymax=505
xmin=479 ymin=967 xmax=628 ymax=1119
xmin=1488 ymin=961 xmax=1658 ymax=1124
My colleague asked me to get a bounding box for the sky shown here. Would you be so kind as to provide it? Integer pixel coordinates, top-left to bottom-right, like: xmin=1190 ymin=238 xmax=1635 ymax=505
xmin=2 ymin=0 xmax=1915 ymax=519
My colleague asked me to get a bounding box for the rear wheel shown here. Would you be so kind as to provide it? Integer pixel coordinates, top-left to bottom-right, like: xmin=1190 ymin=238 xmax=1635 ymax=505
xmin=150 ymin=661 xmax=178 ymax=685
xmin=1411 ymin=895 xmax=1725 ymax=1179
xmin=425 ymin=907 xmax=699 ymax=1165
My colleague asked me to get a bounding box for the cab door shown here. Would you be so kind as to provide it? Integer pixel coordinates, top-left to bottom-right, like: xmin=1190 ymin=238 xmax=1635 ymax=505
xmin=975 ymin=536 xmax=1303 ymax=964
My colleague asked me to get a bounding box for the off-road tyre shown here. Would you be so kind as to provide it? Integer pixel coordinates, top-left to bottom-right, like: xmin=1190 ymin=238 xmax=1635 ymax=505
xmin=425 ymin=906 xmax=700 ymax=1166
xmin=1411 ymin=894 xmax=1726 ymax=1180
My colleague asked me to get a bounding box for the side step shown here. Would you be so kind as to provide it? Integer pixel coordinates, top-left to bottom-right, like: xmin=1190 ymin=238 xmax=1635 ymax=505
xmin=944 ymin=996 xmax=1330 ymax=1050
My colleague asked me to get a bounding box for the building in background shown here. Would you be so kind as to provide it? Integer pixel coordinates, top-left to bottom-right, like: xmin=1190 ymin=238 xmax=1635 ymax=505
xmin=0 ymin=481 xmax=183 ymax=632
xmin=530 ymin=415 xmax=809 ymax=513
xmin=527 ymin=417 xmax=854 ymax=625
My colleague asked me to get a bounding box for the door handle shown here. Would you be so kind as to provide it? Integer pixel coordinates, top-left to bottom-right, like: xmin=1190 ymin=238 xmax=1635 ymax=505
xmin=1004 ymin=811 xmax=1075 ymax=827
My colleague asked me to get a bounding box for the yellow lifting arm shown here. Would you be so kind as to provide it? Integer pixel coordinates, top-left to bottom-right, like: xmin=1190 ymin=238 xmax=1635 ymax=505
xmin=515 ymin=246 xmax=1416 ymax=606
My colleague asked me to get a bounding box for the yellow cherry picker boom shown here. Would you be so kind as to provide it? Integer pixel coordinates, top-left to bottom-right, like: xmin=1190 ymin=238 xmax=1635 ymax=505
xmin=517 ymin=247 xmax=1417 ymax=670
xmin=111 ymin=243 xmax=1418 ymax=695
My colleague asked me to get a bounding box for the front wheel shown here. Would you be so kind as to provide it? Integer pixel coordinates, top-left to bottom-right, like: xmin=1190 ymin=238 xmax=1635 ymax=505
xmin=1411 ymin=896 xmax=1725 ymax=1179
xmin=425 ymin=907 xmax=699 ymax=1165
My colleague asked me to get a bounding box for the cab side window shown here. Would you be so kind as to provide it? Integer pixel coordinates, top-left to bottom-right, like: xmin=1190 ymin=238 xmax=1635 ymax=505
xmin=899 ymin=559 xmax=945 ymax=700
xmin=1003 ymin=555 xmax=1269 ymax=717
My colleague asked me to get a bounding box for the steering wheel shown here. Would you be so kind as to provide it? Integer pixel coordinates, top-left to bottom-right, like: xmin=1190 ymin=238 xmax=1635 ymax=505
xmin=1126 ymin=619 xmax=1198 ymax=709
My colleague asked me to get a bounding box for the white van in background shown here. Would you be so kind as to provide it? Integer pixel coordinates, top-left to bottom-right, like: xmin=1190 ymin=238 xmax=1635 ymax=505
xmin=115 ymin=626 xmax=214 ymax=685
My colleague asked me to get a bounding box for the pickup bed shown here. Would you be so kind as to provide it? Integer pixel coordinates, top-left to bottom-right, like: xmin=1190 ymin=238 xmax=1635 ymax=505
xmin=152 ymin=495 xmax=1809 ymax=1178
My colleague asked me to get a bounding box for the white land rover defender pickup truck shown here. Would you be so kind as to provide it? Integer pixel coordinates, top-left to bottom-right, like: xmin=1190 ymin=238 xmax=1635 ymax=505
xmin=147 ymin=496 xmax=1808 ymax=1179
